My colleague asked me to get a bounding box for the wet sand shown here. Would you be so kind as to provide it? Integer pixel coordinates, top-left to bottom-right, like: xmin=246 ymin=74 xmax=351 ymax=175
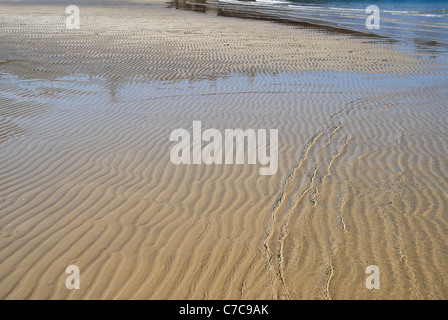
xmin=0 ymin=1 xmax=447 ymax=299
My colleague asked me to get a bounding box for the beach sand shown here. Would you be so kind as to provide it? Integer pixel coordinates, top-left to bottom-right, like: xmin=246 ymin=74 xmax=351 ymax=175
xmin=0 ymin=1 xmax=447 ymax=299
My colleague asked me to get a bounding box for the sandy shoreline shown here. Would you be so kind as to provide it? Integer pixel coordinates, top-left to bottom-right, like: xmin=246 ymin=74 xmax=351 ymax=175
xmin=0 ymin=1 xmax=447 ymax=299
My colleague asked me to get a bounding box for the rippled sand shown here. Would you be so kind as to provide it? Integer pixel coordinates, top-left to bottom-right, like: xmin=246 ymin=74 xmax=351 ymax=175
xmin=0 ymin=1 xmax=447 ymax=299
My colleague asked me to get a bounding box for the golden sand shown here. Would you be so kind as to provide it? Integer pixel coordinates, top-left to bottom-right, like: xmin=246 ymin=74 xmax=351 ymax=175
xmin=0 ymin=1 xmax=447 ymax=299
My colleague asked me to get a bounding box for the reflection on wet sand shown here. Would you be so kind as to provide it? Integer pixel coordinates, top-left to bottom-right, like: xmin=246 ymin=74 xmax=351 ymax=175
xmin=0 ymin=1 xmax=447 ymax=300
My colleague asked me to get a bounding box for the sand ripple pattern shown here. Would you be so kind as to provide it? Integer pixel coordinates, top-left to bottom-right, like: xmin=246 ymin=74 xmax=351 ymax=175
xmin=0 ymin=3 xmax=430 ymax=82
xmin=264 ymin=84 xmax=448 ymax=299
xmin=0 ymin=2 xmax=447 ymax=299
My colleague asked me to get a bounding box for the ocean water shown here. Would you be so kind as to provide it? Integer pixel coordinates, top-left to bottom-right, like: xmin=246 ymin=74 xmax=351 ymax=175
xmin=216 ymin=0 xmax=448 ymax=52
